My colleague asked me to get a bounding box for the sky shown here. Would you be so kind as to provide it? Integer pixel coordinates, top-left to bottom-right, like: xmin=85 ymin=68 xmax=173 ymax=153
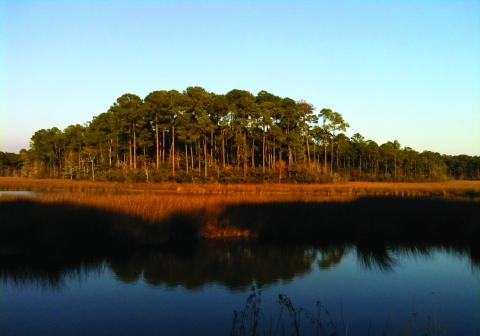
xmin=1 ymin=0 xmax=479 ymax=155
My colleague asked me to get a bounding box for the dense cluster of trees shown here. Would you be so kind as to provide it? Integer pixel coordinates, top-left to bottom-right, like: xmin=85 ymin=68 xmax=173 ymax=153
xmin=0 ymin=150 xmax=26 ymax=177
xmin=2 ymin=87 xmax=479 ymax=182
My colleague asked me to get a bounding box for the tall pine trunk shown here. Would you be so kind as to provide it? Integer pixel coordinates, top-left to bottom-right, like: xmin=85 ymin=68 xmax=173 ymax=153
xmin=251 ymin=139 xmax=255 ymax=168
xmin=210 ymin=130 xmax=214 ymax=167
xmin=129 ymin=130 xmax=133 ymax=169
xmin=330 ymin=137 xmax=333 ymax=177
xmin=323 ymin=140 xmax=327 ymax=174
xmin=262 ymin=132 xmax=266 ymax=172
xmin=204 ymin=137 xmax=208 ymax=178
xmin=243 ymin=133 xmax=248 ymax=178
xmin=170 ymin=126 xmax=175 ymax=177
xmin=155 ymin=123 xmax=160 ymax=169
xmin=222 ymin=130 xmax=226 ymax=168
xmin=162 ymin=128 xmax=166 ymax=163
xmin=133 ymin=126 xmax=137 ymax=169
xmin=190 ymin=144 xmax=194 ymax=171
xmin=185 ymin=143 xmax=188 ymax=174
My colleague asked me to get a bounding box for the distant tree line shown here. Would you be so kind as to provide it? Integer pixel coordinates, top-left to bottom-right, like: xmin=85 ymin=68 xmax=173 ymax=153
xmin=0 ymin=151 xmax=25 ymax=177
xmin=1 ymin=87 xmax=479 ymax=182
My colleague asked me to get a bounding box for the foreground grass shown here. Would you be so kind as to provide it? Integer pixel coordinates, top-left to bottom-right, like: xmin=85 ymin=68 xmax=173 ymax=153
xmin=231 ymin=286 xmax=451 ymax=336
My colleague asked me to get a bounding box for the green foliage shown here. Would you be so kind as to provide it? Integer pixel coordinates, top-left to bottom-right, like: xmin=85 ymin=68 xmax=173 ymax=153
xmin=0 ymin=151 xmax=23 ymax=176
xmin=6 ymin=87 xmax=479 ymax=182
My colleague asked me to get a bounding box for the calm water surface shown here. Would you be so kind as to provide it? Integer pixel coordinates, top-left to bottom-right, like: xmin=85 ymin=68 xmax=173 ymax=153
xmin=0 ymin=191 xmax=37 ymax=197
xmin=1 ymin=244 xmax=479 ymax=335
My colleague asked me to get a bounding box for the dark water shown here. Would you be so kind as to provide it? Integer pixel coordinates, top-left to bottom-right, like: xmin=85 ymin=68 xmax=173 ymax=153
xmin=1 ymin=243 xmax=479 ymax=335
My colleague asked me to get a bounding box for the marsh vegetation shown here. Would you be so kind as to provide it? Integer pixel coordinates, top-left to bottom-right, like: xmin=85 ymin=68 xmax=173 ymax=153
xmin=1 ymin=179 xmax=479 ymax=254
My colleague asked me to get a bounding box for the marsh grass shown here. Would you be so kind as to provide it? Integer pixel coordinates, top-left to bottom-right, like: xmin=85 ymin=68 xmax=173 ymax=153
xmin=1 ymin=177 xmax=479 ymax=256
xmin=231 ymin=286 xmax=340 ymax=336
xmin=231 ymin=286 xmax=450 ymax=336
xmin=1 ymin=177 xmax=479 ymax=199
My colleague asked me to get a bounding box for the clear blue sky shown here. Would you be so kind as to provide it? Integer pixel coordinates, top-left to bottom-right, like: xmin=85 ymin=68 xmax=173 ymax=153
xmin=1 ymin=0 xmax=479 ymax=155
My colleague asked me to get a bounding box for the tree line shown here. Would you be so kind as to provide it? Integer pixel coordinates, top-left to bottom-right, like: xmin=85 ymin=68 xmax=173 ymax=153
xmin=2 ymin=87 xmax=479 ymax=182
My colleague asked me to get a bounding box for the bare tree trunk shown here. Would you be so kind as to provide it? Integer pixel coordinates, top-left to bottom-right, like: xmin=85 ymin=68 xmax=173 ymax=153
xmin=116 ymin=136 xmax=120 ymax=169
xmin=190 ymin=144 xmax=194 ymax=171
xmin=306 ymin=136 xmax=310 ymax=166
xmin=129 ymin=132 xmax=133 ymax=169
xmin=162 ymin=128 xmax=166 ymax=164
xmin=323 ymin=141 xmax=327 ymax=174
xmin=155 ymin=123 xmax=160 ymax=169
xmin=197 ymin=142 xmax=201 ymax=176
xmin=243 ymin=134 xmax=248 ymax=178
xmin=266 ymin=142 xmax=270 ymax=169
xmin=330 ymin=138 xmax=333 ymax=177
xmin=109 ymin=138 xmax=112 ymax=167
xmin=145 ymin=163 xmax=149 ymax=183
xmin=273 ymin=140 xmax=276 ymax=171
xmin=359 ymin=155 xmax=362 ymax=175
xmin=133 ymin=127 xmax=137 ymax=169
xmin=288 ymin=146 xmax=292 ymax=168
xmin=279 ymin=144 xmax=282 ymax=180
xmin=222 ymin=130 xmax=225 ymax=168
xmin=185 ymin=143 xmax=188 ymax=174
xmin=251 ymin=139 xmax=255 ymax=168
xmin=226 ymin=138 xmax=230 ymax=166
xmin=262 ymin=132 xmax=265 ymax=172
xmin=210 ymin=130 xmax=214 ymax=167
xmin=237 ymin=144 xmax=240 ymax=168
xmin=394 ymin=154 xmax=397 ymax=179
xmin=142 ymin=145 xmax=149 ymax=182
xmin=171 ymin=126 xmax=175 ymax=177
xmin=204 ymin=137 xmax=208 ymax=178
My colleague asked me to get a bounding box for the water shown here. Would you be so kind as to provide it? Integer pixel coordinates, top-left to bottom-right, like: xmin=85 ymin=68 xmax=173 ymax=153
xmin=0 ymin=191 xmax=37 ymax=197
xmin=1 ymin=243 xmax=479 ymax=335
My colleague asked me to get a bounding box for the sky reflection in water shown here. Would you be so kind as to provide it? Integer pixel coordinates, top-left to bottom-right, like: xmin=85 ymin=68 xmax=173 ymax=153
xmin=1 ymin=244 xmax=479 ymax=335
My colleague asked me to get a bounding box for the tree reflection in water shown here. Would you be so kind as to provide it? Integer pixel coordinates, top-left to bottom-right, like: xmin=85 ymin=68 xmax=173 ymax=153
xmin=1 ymin=242 xmax=478 ymax=290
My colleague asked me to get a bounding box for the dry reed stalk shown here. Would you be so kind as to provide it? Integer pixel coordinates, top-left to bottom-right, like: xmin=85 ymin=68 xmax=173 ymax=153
xmin=1 ymin=177 xmax=479 ymax=196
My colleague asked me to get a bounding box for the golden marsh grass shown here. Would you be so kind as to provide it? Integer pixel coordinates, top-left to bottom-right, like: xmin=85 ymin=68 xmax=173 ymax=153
xmin=1 ymin=177 xmax=479 ymax=239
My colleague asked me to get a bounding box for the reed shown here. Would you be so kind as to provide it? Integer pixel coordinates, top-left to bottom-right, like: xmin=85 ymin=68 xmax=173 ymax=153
xmin=231 ymin=286 xmax=450 ymax=336
xmin=1 ymin=177 xmax=479 ymax=199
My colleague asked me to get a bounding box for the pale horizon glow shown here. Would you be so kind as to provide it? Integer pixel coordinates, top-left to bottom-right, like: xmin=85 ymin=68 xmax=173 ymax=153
xmin=1 ymin=0 xmax=479 ymax=155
